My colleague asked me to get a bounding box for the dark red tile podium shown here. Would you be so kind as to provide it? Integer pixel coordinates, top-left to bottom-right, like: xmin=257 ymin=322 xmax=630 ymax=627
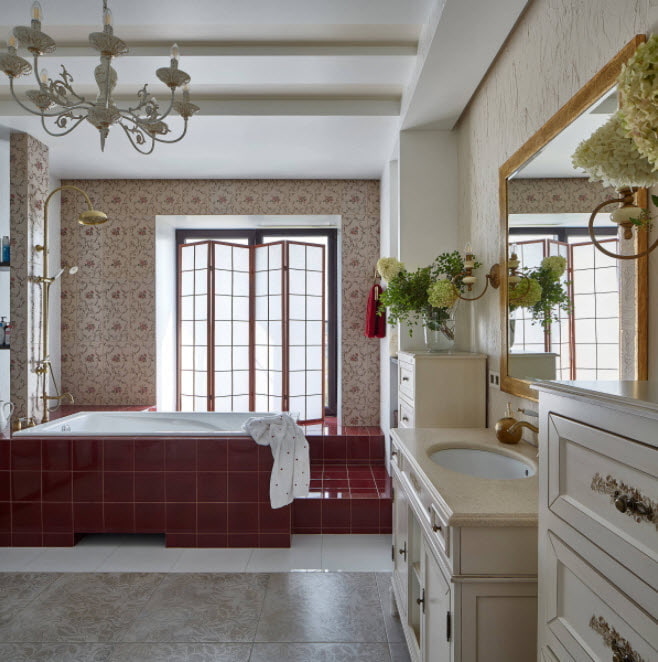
xmin=0 ymin=426 xmax=391 ymax=547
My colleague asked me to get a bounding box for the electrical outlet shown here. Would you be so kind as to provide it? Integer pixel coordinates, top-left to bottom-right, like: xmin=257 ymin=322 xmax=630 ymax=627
xmin=489 ymin=370 xmax=500 ymax=388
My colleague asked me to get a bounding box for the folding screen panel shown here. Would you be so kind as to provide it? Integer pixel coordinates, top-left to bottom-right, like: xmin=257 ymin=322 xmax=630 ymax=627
xmin=179 ymin=241 xmax=210 ymax=412
xmin=287 ymin=241 xmax=325 ymax=422
xmin=254 ymin=242 xmax=284 ymax=414
xmin=178 ymin=240 xmax=325 ymax=421
xmin=569 ymin=238 xmax=620 ymax=380
xmin=213 ymin=242 xmax=252 ymax=412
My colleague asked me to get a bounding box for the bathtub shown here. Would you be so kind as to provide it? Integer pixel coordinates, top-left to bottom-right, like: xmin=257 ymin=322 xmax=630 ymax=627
xmin=6 ymin=410 xmax=292 ymax=548
xmin=13 ymin=411 xmax=271 ymax=437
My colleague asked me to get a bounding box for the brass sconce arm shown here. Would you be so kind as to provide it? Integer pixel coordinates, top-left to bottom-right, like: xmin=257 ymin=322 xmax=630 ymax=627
xmin=454 ymin=263 xmax=501 ymax=302
xmin=588 ymin=187 xmax=658 ymax=260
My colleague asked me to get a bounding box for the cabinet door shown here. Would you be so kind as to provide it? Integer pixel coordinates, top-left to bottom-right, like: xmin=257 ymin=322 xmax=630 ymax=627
xmin=392 ymin=474 xmax=410 ymax=618
xmin=422 ymin=542 xmax=451 ymax=662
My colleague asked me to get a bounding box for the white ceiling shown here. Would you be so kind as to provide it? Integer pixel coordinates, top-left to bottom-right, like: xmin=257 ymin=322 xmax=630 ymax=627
xmin=0 ymin=0 xmax=528 ymax=179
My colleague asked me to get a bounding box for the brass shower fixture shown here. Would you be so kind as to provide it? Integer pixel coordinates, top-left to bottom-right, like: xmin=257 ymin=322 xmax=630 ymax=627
xmin=35 ymin=185 xmax=108 ymax=422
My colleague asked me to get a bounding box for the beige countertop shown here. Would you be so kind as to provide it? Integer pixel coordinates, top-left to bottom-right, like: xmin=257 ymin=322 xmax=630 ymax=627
xmin=391 ymin=427 xmax=538 ymax=528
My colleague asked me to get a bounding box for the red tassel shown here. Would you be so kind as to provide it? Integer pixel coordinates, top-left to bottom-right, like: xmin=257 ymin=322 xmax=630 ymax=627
xmin=365 ymin=284 xmax=386 ymax=338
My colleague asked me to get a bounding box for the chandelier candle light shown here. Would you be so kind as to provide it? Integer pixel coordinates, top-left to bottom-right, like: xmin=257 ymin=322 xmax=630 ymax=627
xmin=0 ymin=1 xmax=199 ymax=154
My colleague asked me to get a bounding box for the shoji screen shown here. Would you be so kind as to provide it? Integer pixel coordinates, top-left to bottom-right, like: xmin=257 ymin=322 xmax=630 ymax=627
xmin=178 ymin=240 xmax=325 ymax=421
xmin=287 ymin=242 xmax=325 ymax=422
xmin=179 ymin=241 xmax=210 ymax=412
xmin=254 ymin=242 xmax=284 ymax=413
xmin=213 ymin=242 xmax=252 ymax=412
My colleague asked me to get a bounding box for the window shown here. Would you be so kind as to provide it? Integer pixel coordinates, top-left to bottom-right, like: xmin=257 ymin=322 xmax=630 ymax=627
xmin=176 ymin=228 xmax=337 ymax=418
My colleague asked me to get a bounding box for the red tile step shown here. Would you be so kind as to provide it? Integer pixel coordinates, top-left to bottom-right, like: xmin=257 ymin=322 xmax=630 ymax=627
xmin=292 ymin=462 xmax=392 ymax=534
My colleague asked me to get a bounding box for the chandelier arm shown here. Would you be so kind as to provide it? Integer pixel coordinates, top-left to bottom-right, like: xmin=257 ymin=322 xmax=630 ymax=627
xmin=32 ymin=54 xmax=42 ymax=87
xmin=9 ymin=77 xmax=91 ymax=117
xmin=154 ymin=89 xmax=176 ymax=122
xmin=588 ymin=197 xmax=658 ymax=260
xmin=119 ymin=121 xmax=157 ymax=155
xmin=40 ymin=113 xmax=86 ymax=138
xmin=152 ymin=118 xmax=190 ymax=144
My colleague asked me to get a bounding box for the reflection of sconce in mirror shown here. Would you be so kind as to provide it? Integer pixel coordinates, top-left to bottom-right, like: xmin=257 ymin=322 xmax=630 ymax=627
xmin=453 ymin=243 xmax=501 ymax=302
xmin=588 ymin=186 xmax=658 ymax=260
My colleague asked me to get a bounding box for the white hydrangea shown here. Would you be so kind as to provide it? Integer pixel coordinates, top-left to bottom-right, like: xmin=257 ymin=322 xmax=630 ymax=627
xmin=618 ymin=35 xmax=658 ymax=169
xmin=571 ymin=113 xmax=658 ymax=189
xmin=376 ymin=257 xmax=404 ymax=282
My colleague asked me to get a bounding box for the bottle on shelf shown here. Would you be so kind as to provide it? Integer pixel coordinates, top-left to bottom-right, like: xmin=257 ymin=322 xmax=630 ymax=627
xmin=3 ymin=322 xmax=10 ymax=347
xmin=0 ymin=236 xmax=9 ymax=264
xmin=0 ymin=317 xmax=5 ymax=346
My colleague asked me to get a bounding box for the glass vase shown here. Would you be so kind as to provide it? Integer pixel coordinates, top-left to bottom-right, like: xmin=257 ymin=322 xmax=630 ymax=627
xmin=422 ymin=308 xmax=455 ymax=352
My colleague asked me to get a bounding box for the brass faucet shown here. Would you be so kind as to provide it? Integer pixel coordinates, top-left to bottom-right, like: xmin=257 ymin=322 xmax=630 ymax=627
xmin=495 ymin=403 xmax=539 ymax=444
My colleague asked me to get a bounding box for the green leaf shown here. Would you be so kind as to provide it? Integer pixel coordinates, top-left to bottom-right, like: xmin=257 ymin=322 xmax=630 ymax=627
xmin=652 ymin=194 xmax=658 ymax=207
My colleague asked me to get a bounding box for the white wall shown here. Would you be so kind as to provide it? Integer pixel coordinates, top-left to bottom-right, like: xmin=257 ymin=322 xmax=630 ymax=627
xmin=379 ymin=159 xmax=399 ymax=455
xmin=456 ymin=0 xmax=652 ymax=431
xmin=398 ymin=129 xmax=459 ymax=350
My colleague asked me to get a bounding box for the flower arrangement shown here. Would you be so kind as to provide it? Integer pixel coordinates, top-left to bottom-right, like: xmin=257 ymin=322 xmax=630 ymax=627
xmin=618 ymin=34 xmax=658 ymax=169
xmin=571 ymin=112 xmax=658 ymax=189
xmin=509 ymin=255 xmax=570 ymax=331
xmin=378 ymin=251 xmax=479 ymax=338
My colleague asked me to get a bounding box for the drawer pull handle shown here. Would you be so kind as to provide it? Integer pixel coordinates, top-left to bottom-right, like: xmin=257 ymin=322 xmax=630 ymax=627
xmin=402 ymin=376 xmax=409 ymax=382
xmin=398 ymin=542 xmax=407 ymax=561
xmin=591 ymin=473 xmax=656 ymax=526
xmin=416 ymin=589 xmax=425 ymax=613
xmin=590 ymin=616 xmax=643 ymax=662
xmin=432 ymin=523 xmax=442 ymax=533
xmin=402 ymin=416 xmax=409 ymax=422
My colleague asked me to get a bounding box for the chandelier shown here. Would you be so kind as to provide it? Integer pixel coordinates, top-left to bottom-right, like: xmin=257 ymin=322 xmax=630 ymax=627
xmin=0 ymin=0 xmax=199 ymax=154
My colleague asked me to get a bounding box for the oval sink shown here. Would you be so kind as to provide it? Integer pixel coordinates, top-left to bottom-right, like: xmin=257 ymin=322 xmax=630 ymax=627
xmin=429 ymin=448 xmax=535 ymax=480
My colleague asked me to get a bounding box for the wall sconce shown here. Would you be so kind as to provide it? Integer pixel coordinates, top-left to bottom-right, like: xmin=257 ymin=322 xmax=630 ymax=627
xmin=587 ymin=186 xmax=658 ymax=260
xmin=454 ymin=243 xmax=501 ymax=301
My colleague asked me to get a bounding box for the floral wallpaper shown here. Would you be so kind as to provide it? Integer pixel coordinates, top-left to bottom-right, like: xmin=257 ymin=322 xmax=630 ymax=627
xmin=10 ymin=133 xmax=49 ymax=420
xmin=507 ymin=178 xmax=617 ymax=214
xmin=60 ymin=179 xmax=381 ymax=425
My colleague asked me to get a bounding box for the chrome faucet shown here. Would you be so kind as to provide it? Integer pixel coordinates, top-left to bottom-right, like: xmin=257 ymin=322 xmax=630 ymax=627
xmin=495 ymin=403 xmax=539 ymax=444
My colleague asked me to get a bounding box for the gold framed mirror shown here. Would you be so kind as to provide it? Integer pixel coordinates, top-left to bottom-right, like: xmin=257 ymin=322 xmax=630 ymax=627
xmin=499 ymin=36 xmax=649 ymax=401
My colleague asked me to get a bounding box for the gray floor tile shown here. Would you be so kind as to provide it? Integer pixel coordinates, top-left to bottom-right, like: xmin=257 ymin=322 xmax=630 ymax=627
xmin=250 ymin=643 xmax=392 ymax=662
xmin=0 ymin=643 xmax=115 ymax=661
xmin=255 ymin=572 xmax=387 ymax=643
xmin=108 ymin=643 xmax=252 ymax=661
xmin=122 ymin=573 xmax=269 ymax=643
xmin=0 ymin=573 xmax=60 ymax=627
xmin=0 ymin=573 xmax=164 ymax=643
xmin=389 ymin=642 xmax=412 ymax=662
xmin=376 ymin=573 xmax=405 ymax=643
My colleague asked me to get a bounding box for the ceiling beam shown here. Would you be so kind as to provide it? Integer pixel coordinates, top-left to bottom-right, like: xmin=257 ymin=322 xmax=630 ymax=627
xmin=0 ymin=95 xmax=400 ymax=117
xmin=4 ymin=41 xmax=418 ymax=58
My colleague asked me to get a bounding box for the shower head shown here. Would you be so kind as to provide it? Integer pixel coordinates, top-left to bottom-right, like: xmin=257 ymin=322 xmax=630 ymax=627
xmin=77 ymin=209 xmax=108 ymax=226
xmin=52 ymin=265 xmax=79 ymax=282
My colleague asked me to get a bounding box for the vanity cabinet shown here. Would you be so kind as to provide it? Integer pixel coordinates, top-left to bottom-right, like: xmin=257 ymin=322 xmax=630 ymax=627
xmin=535 ymin=382 xmax=658 ymax=662
xmin=397 ymin=352 xmax=486 ymax=428
xmin=390 ymin=428 xmax=538 ymax=662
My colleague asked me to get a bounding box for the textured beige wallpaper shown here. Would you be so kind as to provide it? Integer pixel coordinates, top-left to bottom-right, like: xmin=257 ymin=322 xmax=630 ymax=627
xmin=456 ymin=0 xmax=652 ymax=422
xmin=59 ymin=179 xmax=381 ymax=425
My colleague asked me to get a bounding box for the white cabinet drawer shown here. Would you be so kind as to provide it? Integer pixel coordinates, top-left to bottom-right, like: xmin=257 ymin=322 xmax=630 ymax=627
xmin=399 ymin=397 xmax=415 ymax=428
xmin=544 ymin=532 xmax=657 ymax=662
xmin=399 ymin=361 xmax=415 ymax=402
xmin=547 ymin=414 xmax=658 ymax=589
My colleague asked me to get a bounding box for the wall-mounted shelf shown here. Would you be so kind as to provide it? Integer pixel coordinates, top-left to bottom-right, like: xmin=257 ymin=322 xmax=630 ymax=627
xmin=0 ymin=262 xmax=9 ymax=270
xmin=0 ymin=346 xmax=9 ymax=350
